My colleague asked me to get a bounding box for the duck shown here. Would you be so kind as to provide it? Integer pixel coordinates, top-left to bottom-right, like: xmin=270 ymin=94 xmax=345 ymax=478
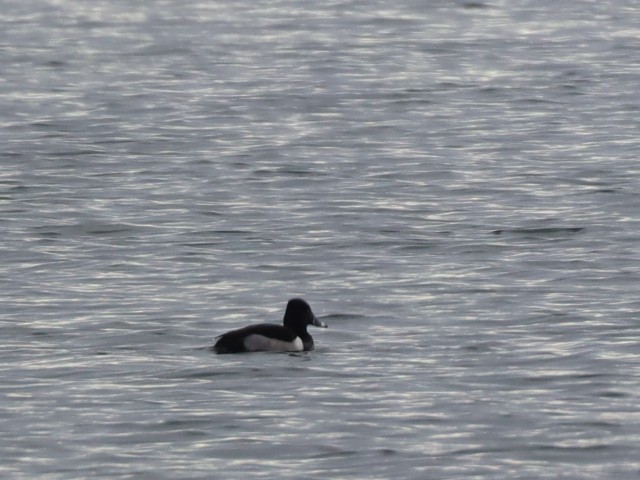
xmin=213 ymin=298 xmax=327 ymax=354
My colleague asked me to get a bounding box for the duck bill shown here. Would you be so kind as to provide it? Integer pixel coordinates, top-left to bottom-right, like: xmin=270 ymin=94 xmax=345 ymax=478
xmin=312 ymin=316 xmax=328 ymax=328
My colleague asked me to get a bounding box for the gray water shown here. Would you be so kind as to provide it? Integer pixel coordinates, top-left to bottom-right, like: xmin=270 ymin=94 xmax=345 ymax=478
xmin=2 ymin=0 xmax=640 ymax=478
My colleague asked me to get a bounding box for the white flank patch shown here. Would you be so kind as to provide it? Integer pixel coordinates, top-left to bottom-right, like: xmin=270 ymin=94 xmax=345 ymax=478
xmin=244 ymin=334 xmax=303 ymax=352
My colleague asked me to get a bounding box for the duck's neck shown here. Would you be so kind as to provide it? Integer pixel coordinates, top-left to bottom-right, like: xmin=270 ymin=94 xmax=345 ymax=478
xmin=284 ymin=322 xmax=314 ymax=351
xmin=299 ymin=331 xmax=314 ymax=351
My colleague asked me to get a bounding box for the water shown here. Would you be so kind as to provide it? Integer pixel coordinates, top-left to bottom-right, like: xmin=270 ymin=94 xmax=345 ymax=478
xmin=2 ymin=0 xmax=640 ymax=478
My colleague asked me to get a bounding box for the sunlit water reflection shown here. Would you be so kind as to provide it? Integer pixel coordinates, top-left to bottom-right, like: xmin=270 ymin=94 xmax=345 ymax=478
xmin=2 ymin=0 xmax=640 ymax=478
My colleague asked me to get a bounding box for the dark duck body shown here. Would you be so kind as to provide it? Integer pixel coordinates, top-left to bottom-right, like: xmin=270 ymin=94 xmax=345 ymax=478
xmin=213 ymin=298 xmax=327 ymax=354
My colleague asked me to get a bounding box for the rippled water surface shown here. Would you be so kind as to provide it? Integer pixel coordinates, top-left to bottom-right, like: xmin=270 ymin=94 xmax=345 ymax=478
xmin=2 ymin=0 xmax=640 ymax=478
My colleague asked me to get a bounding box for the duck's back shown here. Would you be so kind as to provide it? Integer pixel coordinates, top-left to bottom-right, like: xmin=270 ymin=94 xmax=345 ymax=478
xmin=213 ymin=323 xmax=301 ymax=354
